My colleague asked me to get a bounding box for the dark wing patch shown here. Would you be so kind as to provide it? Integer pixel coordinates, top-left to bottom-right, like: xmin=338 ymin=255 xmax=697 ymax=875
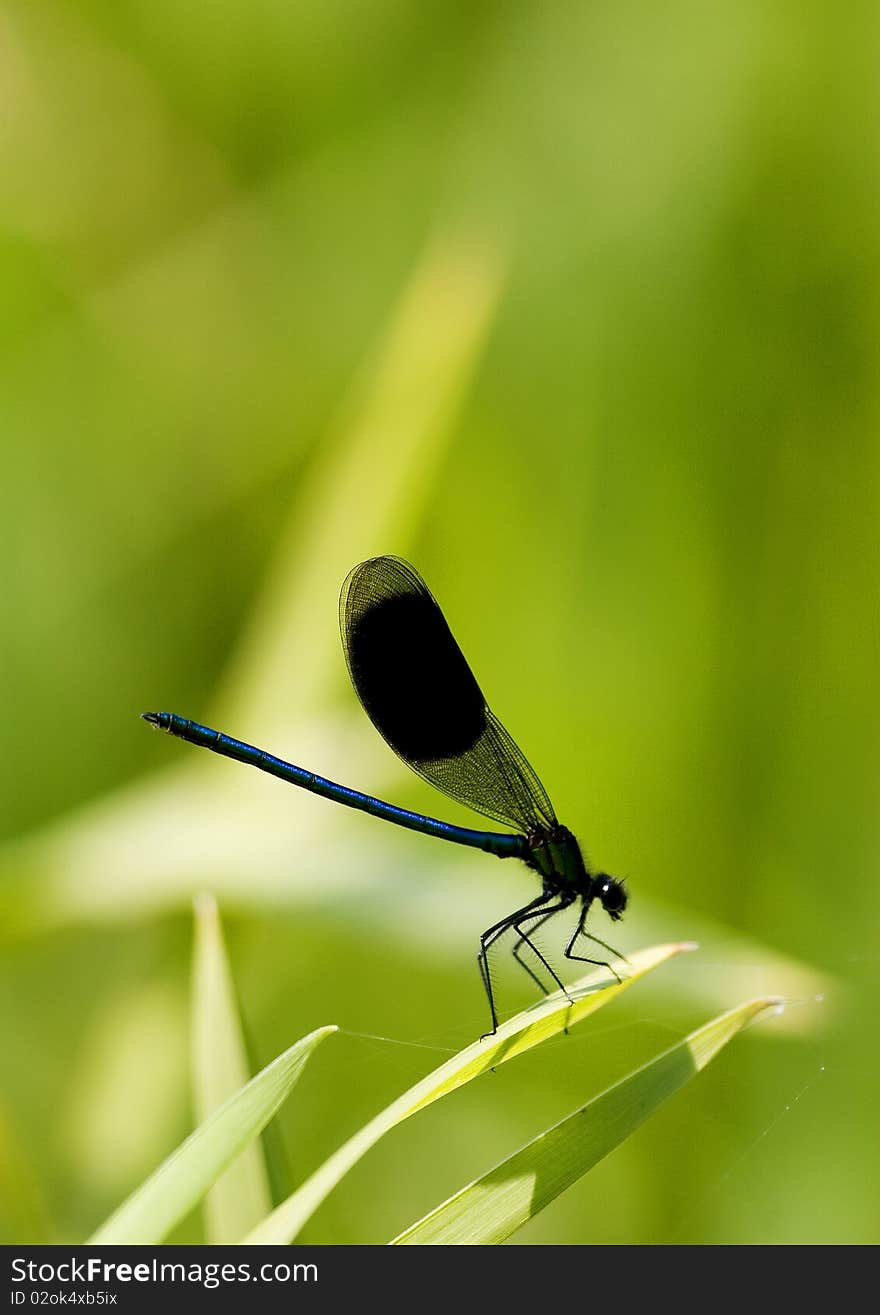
xmin=340 ymin=556 xmax=557 ymax=833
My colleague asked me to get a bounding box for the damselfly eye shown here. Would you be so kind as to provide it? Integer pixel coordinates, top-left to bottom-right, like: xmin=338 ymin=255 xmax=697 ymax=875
xmin=597 ymin=875 xmax=627 ymax=918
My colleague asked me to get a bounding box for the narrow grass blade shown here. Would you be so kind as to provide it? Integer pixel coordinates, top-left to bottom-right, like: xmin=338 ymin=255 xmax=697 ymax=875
xmin=191 ymin=893 xmax=272 ymax=1242
xmin=392 ymin=996 xmax=782 ymax=1244
xmin=89 ymin=1025 xmax=336 ymax=1244
xmin=241 ymin=941 xmax=689 ymax=1244
xmin=218 ymin=233 xmax=506 ymax=735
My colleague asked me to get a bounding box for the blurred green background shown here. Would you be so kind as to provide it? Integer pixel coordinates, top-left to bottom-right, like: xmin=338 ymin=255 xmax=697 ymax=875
xmin=1 ymin=0 xmax=878 ymax=1245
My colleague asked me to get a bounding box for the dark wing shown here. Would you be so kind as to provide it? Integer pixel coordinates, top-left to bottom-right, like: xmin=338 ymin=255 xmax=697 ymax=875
xmin=339 ymin=555 xmax=557 ymax=834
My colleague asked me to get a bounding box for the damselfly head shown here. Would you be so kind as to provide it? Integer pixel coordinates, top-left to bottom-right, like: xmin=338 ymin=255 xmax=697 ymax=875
xmin=594 ymin=873 xmax=627 ymax=920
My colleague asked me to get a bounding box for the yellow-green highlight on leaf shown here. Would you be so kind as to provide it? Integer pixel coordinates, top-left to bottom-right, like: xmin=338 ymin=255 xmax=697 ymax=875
xmin=191 ymin=893 xmax=272 ymax=1243
xmin=391 ymin=995 xmax=783 ymax=1245
xmin=241 ymin=941 xmax=691 ymax=1244
xmin=89 ymin=1025 xmax=336 ymax=1245
xmin=217 ymin=232 xmax=506 ymax=737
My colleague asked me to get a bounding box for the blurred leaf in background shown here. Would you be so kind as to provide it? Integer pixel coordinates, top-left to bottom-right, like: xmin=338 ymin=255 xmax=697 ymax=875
xmin=0 ymin=0 xmax=877 ymax=1244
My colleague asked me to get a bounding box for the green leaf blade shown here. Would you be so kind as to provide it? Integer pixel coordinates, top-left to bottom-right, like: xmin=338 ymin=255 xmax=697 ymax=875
xmin=391 ymin=996 xmax=782 ymax=1245
xmin=191 ymin=893 xmax=272 ymax=1243
xmin=217 ymin=234 xmax=506 ymax=737
xmin=241 ymin=941 xmax=690 ymax=1244
xmin=89 ymin=1024 xmax=336 ymax=1245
